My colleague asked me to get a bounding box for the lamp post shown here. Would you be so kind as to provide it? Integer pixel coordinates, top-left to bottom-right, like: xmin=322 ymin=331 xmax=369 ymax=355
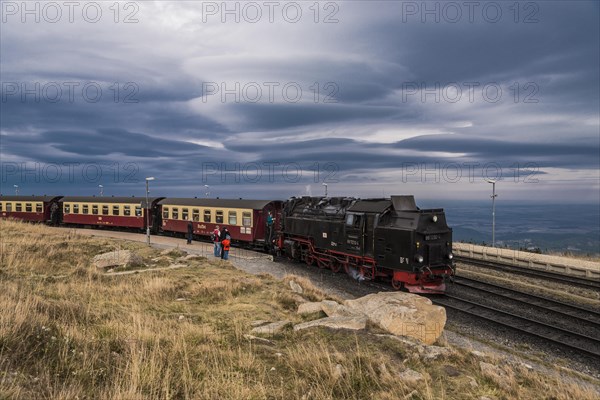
xmin=204 ymin=185 xmax=210 ymax=198
xmin=145 ymin=177 xmax=155 ymax=245
xmin=322 ymin=182 xmax=328 ymax=197
xmin=484 ymin=179 xmax=497 ymax=247
xmin=98 ymin=185 xmax=103 ymax=197
xmin=13 ymin=185 xmax=19 ymax=195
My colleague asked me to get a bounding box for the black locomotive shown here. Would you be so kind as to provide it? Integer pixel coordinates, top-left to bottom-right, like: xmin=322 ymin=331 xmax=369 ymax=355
xmin=277 ymin=195 xmax=454 ymax=293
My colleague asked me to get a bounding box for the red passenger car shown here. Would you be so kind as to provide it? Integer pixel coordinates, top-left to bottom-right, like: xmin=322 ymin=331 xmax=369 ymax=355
xmin=60 ymin=196 xmax=164 ymax=230
xmin=158 ymin=198 xmax=282 ymax=246
xmin=0 ymin=195 xmax=63 ymax=222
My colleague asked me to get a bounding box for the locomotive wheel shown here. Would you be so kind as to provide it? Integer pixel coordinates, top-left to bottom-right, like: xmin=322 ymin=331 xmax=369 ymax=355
xmin=305 ymin=255 xmax=315 ymax=266
xmin=317 ymin=259 xmax=327 ymax=269
xmin=330 ymin=260 xmax=341 ymax=273
xmin=391 ymin=279 xmax=404 ymax=290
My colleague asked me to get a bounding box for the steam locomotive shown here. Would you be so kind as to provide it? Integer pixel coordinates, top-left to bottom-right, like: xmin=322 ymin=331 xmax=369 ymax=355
xmin=278 ymin=195 xmax=454 ymax=293
xmin=0 ymin=194 xmax=454 ymax=293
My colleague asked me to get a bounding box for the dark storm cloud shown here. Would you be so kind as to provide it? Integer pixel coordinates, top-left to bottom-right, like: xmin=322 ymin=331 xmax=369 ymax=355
xmin=1 ymin=128 xmax=212 ymax=160
xmin=0 ymin=1 xmax=598 ymax=201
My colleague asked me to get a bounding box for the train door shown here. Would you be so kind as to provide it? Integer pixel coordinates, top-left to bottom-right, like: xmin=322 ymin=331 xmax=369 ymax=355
xmin=344 ymin=212 xmax=365 ymax=256
xmin=152 ymin=204 xmax=162 ymax=234
xmin=363 ymin=213 xmax=376 ymax=256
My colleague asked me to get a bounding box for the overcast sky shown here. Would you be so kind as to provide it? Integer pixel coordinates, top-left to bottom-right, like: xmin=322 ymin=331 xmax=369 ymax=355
xmin=1 ymin=0 xmax=598 ymax=203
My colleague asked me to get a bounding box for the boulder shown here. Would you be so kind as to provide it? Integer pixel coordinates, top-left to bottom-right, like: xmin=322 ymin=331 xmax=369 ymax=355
xmin=250 ymin=320 xmax=291 ymax=335
xmin=297 ymin=302 xmax=324 ymax=315
xmin=421 ymin=345 xmax=451 ymax=361
xmin=293 ymin=316 xmax=367 ymax=331
xmin=289 ymin=280 xmax=303 ymax=294
xmin=243 ymin=334 xmax=275 ymax=346
xmin=93 ymin=250 xmax=142 ymax=269
xmin=398 ymin=368 xmax=424 ymax=384
xmin=320 ymin=300 xmax=355 ymax=317
xmin=344 ymin=292 xmax=446 ymax=345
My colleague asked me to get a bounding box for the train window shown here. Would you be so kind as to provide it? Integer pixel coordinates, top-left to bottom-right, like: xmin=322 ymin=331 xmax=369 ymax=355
xmin=182 ymin=208 xmax=189 ymax=221
xmin=82 ymin=205 xmax=89 ymax=214
xmin=16 ymin=203 xmax=22 ymax=212
xmin=135 ymin=206 xmax=142 ymax=217
xmin=36 ymin=203 xmax=42 ymax=213
xmin=92 ymin=205 xmax=98 ymax=215
xmin=113 ymin=205 xmax=120 ymax=216
xmin=102 ymin=205 xmax=109 ymax=215
xmin=172 ymin=208 xmax=179 ymax=219
xmin=192 ymin=209 xmax=200 ymax=222
xmin=124 ymin=206 xmax=131 ymax=216
xmin=228 ymin=211 xmax=237 ymax=225
xmin=346 ymin=214 xmax=354 ymax=226
xmin=216 ymin=210 xmax=223 ymax=223
xmin=73 ymin=204 xmax=79 ymax=214
xmin=353 ymin=215 xmax=362 ymax=228
xmin=25 ymin=203 xmax=32 ymax=212
xmin=162 ymin=207 xmax=169 ymax=219
xmin=204 ymin=210 xmax=211 ymax=222
xmin=63 ymin=204 xmax=69 ymax=214
xmin=0 ymin=203 xmax=3 ymax=212
xmin=242 ymin=212 xmax=251 ymax=227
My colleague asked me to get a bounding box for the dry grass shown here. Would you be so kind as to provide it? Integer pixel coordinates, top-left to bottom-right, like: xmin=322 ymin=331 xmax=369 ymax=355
xmin=1 ymin=219 xmax=598 ymax=399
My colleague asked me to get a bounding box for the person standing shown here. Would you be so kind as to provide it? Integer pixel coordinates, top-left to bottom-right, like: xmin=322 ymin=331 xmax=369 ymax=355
xmin=266 ymin=211 xmax=274 ymax=242
xmin=186 ymin=220 xmax=194 ymax=244
xmin=221 ymin=236 xmax=231 ymax=260
xmin=212 ymin=225 xmax=221 ymax=257
xmin=220 ymin=227 xmax=229 ymax=258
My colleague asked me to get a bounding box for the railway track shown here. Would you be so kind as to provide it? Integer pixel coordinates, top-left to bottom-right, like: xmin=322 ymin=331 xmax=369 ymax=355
xmin=453 ymin=276 xmax=600 ymax=330
xmin=455 ymin=256 xmax=600 ymax=291
xmin=431 ymin=295 xmax=600 ymax=360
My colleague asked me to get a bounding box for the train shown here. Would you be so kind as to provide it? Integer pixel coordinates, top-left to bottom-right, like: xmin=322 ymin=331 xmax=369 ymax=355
xmin=0 ymin=194 xmax=454 ymax=293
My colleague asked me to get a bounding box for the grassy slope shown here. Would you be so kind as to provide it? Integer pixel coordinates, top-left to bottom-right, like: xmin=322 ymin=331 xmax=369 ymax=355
xmin=0 ymin=219 xmax=597 ymax=400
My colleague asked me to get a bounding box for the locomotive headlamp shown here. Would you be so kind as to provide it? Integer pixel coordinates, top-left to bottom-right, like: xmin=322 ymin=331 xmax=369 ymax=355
xmin=432 ymin=215 xmax=438 ymax=222
xmin=416 ymin=255 xmax=424 ymax=263
xmin=448 ymin=253 xmax=453 ymax=260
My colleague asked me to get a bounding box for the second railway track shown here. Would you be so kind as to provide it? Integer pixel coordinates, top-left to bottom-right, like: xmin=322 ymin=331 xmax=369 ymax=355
xmin=452 ymin=276 xmax=600 ymax=330
xmin=455 ymin=256 xmax=600 ymax=291
xmin=431 ymin=294 xmax=600 ymax=360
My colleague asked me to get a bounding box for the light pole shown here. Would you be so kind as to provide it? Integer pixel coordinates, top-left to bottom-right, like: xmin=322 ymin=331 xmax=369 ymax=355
xmin=13 ymin=185 xmax=19 ymax=195
xmin=145 ymin=177 xmax=155 ymax=245
xmin=485 ymin=179 xmax=497 ymax=247
xmin=98 ymin=185 xmax=103 ymax=197
xmin=322 ymin=182 xmax=328 ymax=197
xmin=204 ymin=185 xmax=210 ymax=198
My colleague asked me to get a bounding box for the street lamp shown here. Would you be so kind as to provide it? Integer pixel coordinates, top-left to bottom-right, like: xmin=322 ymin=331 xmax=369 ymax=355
xmin=322 ymin=182 xmax=328 ymax=197
xmin=485 ymin=179 xmax=498 ymax=247
xmin=204 ymin=185 xmax=210 ymax=198
xmin=13 ymin=185 xmax=19 ymax=195
xmin=145 ymin=177 xmax=155 ymax=245
xmin=98 ymin=185 xmax=103 ymax=197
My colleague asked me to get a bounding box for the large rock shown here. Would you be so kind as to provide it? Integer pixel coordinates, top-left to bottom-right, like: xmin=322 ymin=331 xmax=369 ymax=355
xmin=398 ymin=368 xmax=425 ymax=384
xmin=344 ymin=292 xmax=446 ymax=345
xmin=250 ymin=320 xmax=291 ymax=335
xmin=297 ymin=302 xmax=324 ymax=315
xmin=289 ymin=280 xmax=303 ymax=294
xmin=93 ymin=250 xmax=142 ymax=269
xmin=293 ymin=316 xmax=367 ymax=331
xmin=320 ymin=300 xmax=354 ymax=317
